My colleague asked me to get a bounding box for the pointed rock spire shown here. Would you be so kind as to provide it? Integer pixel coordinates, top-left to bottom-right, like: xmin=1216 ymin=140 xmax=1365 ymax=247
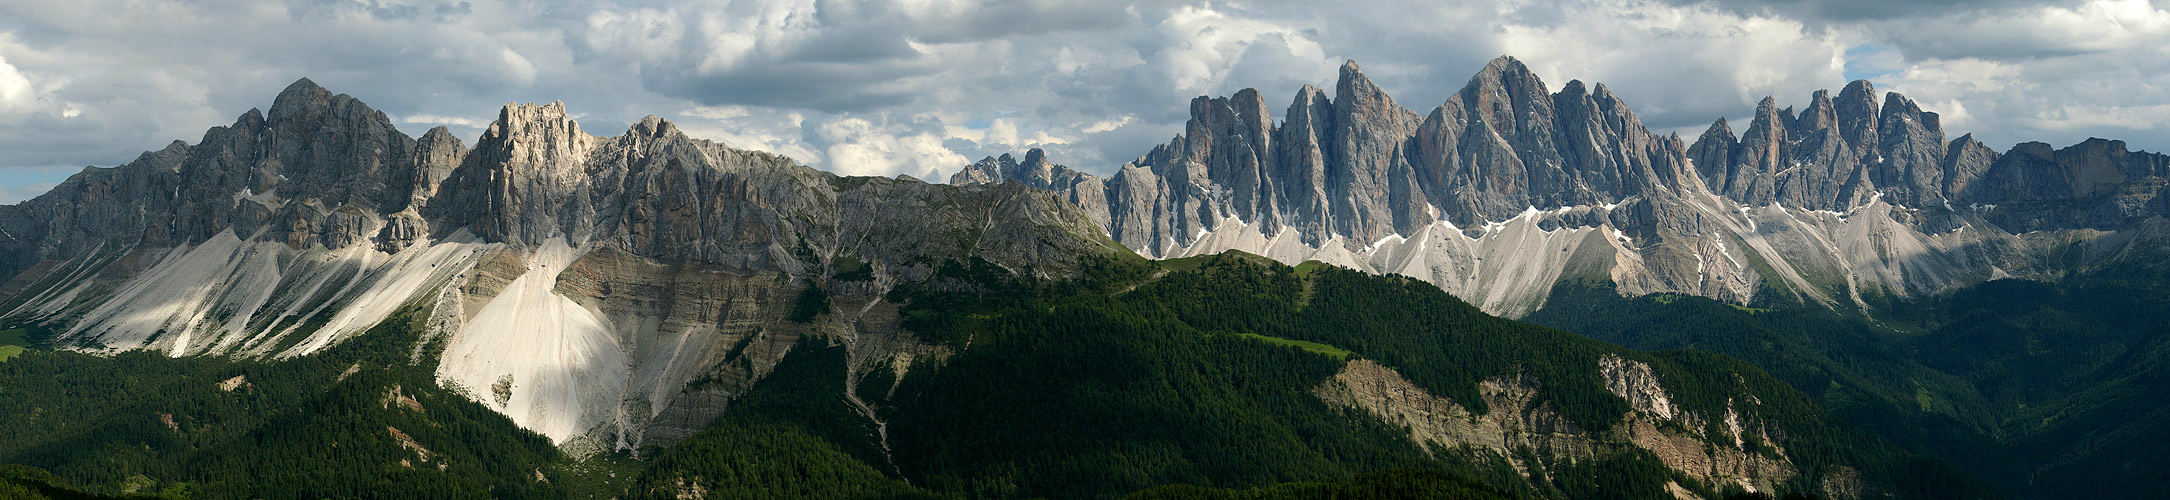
xmin=1941 ymin=133 xmax=1996 ymax=200
xmin=1876 ymin=91 xmax=1949 ymax=205
xmin=1688 ymin=117 xmax=1738 ymax=193
xmin=1329 ymin=60 xmax=1423 ymax=242
xmin=1835 ymin=80 xmax=1880 ymax=156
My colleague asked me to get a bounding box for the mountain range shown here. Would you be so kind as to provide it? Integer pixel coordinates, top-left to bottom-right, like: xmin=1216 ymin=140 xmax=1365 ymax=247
xmin=954 ymin=56 xmax=2170 ymax=316
xmin=1 ymin=55 xmax=2166 ymax=499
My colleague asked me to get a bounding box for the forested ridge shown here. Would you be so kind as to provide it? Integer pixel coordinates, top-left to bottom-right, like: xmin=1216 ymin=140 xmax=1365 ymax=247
xmin=1528 ymin=264 xmax=2170 ymax=499
xmin=0 ymin=305 xmax=561 ymax=498
xmin=0 ymin=252 xmax=1987 ymax=499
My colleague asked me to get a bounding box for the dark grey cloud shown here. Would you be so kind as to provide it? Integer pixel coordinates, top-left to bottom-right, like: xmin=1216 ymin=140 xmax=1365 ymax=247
xmin=573 ymin=0 xmax=1148 ymax=113
xmin=1655 ymin=0 xmax=2091 ymax=23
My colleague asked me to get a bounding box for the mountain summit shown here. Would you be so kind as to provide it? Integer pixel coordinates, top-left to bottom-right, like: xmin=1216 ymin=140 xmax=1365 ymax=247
xmin=0 ymin=78 xmax=1114 ymax=448
xmin=956 ymin=56 xmax=2170 ymax=316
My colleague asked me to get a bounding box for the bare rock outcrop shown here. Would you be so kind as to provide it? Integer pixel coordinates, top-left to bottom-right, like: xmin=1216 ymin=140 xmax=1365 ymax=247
xmin=1316 ymin=357 xmax=1803 ymax=496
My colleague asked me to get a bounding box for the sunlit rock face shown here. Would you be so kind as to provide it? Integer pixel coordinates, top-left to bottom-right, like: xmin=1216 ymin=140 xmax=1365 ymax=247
xmin=957 ymin=56 xmax=2170 ymax=318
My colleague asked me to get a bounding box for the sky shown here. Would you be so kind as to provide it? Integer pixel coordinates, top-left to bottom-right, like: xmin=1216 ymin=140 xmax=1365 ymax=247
xmin=0 ymin=0 xmax=2166 ymax=203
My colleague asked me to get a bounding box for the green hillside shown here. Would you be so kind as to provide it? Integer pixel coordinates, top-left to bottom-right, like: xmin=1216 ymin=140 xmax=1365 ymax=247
xmin=0 ymin=252 xmax=1986 ymax=499
xmin=1527 ymin=265 xmax=2170 ymax=499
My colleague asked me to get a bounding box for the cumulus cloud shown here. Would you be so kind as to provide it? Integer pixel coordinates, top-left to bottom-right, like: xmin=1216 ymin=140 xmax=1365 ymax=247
xmin=0 ymin=54 xmax=32 ymax=114
xmin=1657 ymin=0 xmax=2095 ymax=23
xmin=401 ymin=113 xmax=491 ymax=129
xmin=1491 ymin=0 xmax=1849 ymax=129
xmin=809 ymin=116 xmax=968 ymax=177
xmin=0 ymin=0 xmax=2167 ymax=203
xmin=1871 ymin=0 xmax=2170 ymax=60
xmin=1857 ymin=0 xmax=2170 ymax=149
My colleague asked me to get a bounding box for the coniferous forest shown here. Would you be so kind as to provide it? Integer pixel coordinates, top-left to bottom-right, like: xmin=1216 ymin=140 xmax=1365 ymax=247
xmin=0 ymin=250 xmax=2020 ymax=499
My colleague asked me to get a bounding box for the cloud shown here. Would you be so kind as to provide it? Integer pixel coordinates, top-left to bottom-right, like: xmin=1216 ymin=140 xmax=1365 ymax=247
xmin=574 ymin=1 xmax=1141 ymax=113
xmin=1654 ymin=0 xmax=2094 ymax=23
xmin=805 ymin=115 xmax=966 ymax=177
xmin=1868 ymin=0 xmax=2170 ymax=61
xmin=0 ymin=54 xmax=32 ymax=114
xmin=1852 ymin=0 xmax=2170 ymax=149
xmin=0 ymin=0 xmax=2167 ymax=201
xmin=401 ymin=113 xmax=490 ymax=128
xmin=1490 ymin=0 xmax=1848 ymax=130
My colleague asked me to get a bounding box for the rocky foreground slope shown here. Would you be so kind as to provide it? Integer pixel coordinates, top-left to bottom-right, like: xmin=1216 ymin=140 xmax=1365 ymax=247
xmin=955 ymin=56 xmax=2170 ymax=316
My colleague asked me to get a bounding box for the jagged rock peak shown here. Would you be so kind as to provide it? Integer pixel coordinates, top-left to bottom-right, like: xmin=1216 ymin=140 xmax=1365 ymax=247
xmin=1561 ymin=79 xmax=1587 ymax=96
xmin=1837 ymin=80 xmax=1878 ymax=117
xmin=949 ymin=147 xmax=1082 ymax=189
xmin=491 ymin=101 xmax=580 ymax=136
xmin=419 ymin=125 xmax=461 ymax=146
xmin=481 ymin=101 xmax=588 ymax=163
xmin=1754 ymin=96 xmax=1781 ymax=116
xmin=1337 ymin=60 xmax=1376 ymax=92
xmin=1835 ymin=80 xmax=1880 ymax=152
xmin=950 ymin=154 xmax=1008 ymax=186
xmin=1799 ymin=89 xmax=1837 ymax=131
xmin=1482 ymin=54 xmax=1527 ymax=74
xmin=1879 ymin=92 xmax=1938 ymax=131
xmin=267 ymin=77 xmax=360 ymax=125
xmin=630 ymin=114 xmax=680 ymax=139
xmin=270 ymin=78 xmax=330 ymax=110
xmin=1463 ymin=55 xmax=1542 ymax=94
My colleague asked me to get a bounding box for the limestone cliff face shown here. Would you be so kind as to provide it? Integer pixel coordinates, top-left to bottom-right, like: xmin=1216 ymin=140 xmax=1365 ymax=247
xmin=0 ymin=79 xmax=1116 ymax=450
xmin=956 ymin=56 xmax=2170 ymax=317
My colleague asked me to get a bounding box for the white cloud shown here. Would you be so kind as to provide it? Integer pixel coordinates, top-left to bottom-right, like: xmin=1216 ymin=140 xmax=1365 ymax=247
xmin=501 ymin=48 xmax=538 ymax=86
xmin=1859 ymin=0 xmax=2170 ymax=149
xmin=1875 ymin=0 xmax=2170 ymax=61
xmin=1 ymin=0 xmax=2169 ymax=197
xmin=0 ymin=54 xmax=31 ymax=114
xmin=1475 ymin=0 xmax=1848 ymax=130
xmin=401 ymin=113 xmax=489 ymax=128
xmin=808 ymin=115 xmax=966 ymax=177
xmin=1081 ymin=115 xmax=1134 ymax=134
xmin=682 ymin=105 xmax=751 ymax=120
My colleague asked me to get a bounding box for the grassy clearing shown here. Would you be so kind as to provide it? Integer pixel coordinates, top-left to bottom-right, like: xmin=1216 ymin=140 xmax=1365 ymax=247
xmin=1293 ymin=261 xmax=1327 ymax=308
xmin=1156 ymin=255 xmax=1212 ymax=273
xmin=1651 ymin=294 xmax=1769 ymax=314
xmin=1230 ymin=332 xmax=1353 ymax=360
xmin=0 ymin=328 xmax=27 ymax=362
xmin=551 ymin=453 xmax=646 ymax=500
xmin=1159 ymin=251 xmax=1277 ymax=274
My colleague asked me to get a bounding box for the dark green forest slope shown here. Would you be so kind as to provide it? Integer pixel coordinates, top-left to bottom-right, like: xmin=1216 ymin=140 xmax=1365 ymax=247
xmin=630 ymin=253 xmax=1978 ymax=499
xmin=1527 ymin=266 xmax=2170 ymax=499
xmin=0 ymin=306 xmax=562 ymax=499
xmin=0 ymin=252 xmax=1986 ymax=499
